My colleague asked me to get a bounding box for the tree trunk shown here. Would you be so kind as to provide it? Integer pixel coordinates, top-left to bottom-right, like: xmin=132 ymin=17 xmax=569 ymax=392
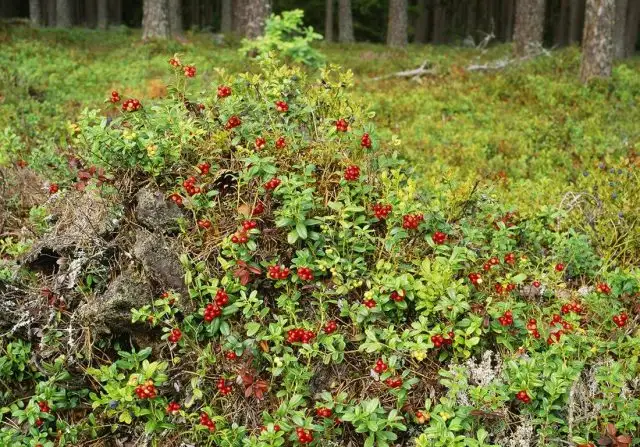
xmin=466 ymin=0 xmax=477 ymax=39
xmin=221 ymin=0 xmax=232 ymax=33
xmin=96 ymin=0 xmax=107 ymax=29
xmin=203 ymin=0 xmax=213 ymax=29
xmin=569 ymin=0 xmax=584 ymax=44
xmin=325 ymin=0 xmax=334 ymax=42
xmin=109 ymin=0 xmax=121 ymax=25
xmin=580 ymin=0 xmax=614 ymax=82
xmin=169 ymin=0 xmax=183 ymax=36
xmin=554 ymin=0 xmax=569 ymax=46
xmin=338 ymin=0 xmax=355 ymax=42
xmin=56 ymin=0 xmax=73 ymax=27
xmin=387 ymin=0 xmax=408 ymax=47
xmin=504 ymin=0 xmax=515 ymax=41
xmin=85 ymin=0 xmax=96 ymax=27
xmin=30 ymin=0 xmax=43 ymax=26
xmin=190 ymin=0 xmax=199 ymax=29
xmin=243 ymin=0 xmax=270 ymax=39
xmin=142 ymin=0 xmax=170 ymax=40
xmin=432 ymin=1 xmax=446 ymax=44
xmin=625 ymin=0 xmax=640 ymax=56
xmin=46 ymin=0 xmax=56 ymax=25
xmin=233 ymin=0 xmax=245 ymax=34
xmin=415 ymin=0 xmax=428 ymax=43
xmin=613 ymin=0 xmax=628 ymax=58
xmin=513 ymin=0 xmax=545 ymax=56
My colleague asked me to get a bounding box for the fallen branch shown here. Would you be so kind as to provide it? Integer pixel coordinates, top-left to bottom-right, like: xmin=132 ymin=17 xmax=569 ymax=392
xmin=370 ymin=60 xmax=436 ymax=81
xmin=466 ymin=47 xmax=551 ymax=72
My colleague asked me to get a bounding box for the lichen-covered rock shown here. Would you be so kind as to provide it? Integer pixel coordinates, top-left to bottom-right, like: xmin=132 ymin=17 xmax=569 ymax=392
xmin=133 ymin=228 xmax=186 ymax=295
xmin=77 ymin=269 xmax=152 ymax=334
xmin=135 ymin=186 xmax=182 ymax=233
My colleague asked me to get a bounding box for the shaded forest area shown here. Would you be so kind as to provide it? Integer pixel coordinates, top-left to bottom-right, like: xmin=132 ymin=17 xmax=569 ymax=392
xmin=2 ymin=0 xmax=639 ymax=53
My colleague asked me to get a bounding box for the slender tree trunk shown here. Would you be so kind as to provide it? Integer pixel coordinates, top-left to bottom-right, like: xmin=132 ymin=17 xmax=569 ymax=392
xmin=56 ymin=0 xmax=73 ymax=27
xmin=243 ymin=0 xmax=270 ymax=39
xmin=30 ymin=0 xmax=43 ymax=26
xmin=554 ymin=0 xmax=569 ymax=46
xmin=580 ymin=0 xmax=614 ymax=82
xmin=169 ymin=0 xmax=183 ymax=36
xmin=142 ymin=0 xmax=170 ymax=39
xmin=96 ymin=0 xmax=107 ymax=29
xmin=109 ymin=0 xmax=121 ymax=25
xmin=325 ymin=0 xmax=334 ymax=42
xmin=46 ymin=0 xmax=56 ymax=25
xmin=466 ymin=0 xmax=477 ymax=38
xmin=387 ymin=0 xmax=408 ymax=47
xmin=569 ymin=0 xmax=584 ymax=44
xmin=432 ymin=1 xmax=446 ymax=43
xmin=203 ymin=0 xmax=213 ymax=29
xmin=233 ymin=0 xmax=245 ymax=34
xmin=625 ymin=0 xmax=640 ymax=56
xmin=415 ymin=0 xmax=428 ymax=43
xmin=190 ymin=0 xmax=199 ymax=29
xmin=513 ymin=0 xmax=545 ymax=56
xmin=84 ymin=0 xmax=96 ymax=27
xmin=613 ymin=0 xmax=628 ymax=58
xmin=221 ymin=0 xmax=232 ymax=32
xmin=503 ymin=0 xmax=515 ymax=40
xmin=338 ymin=0 xmax=355 ymax=42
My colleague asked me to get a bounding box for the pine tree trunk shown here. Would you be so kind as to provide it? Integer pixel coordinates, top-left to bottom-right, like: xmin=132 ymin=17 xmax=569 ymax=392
xmin=325 ymin=0 xmax=334 ymax=42
xmin=554 ymin=0 xmax=569 ymax=46
xmin=203 ymin=0 xmax=213 ymax=29
xmin=30 ymin=0 xmax=43 ymax=26
xmin=387 ymin=0 xmax=408 ymax=47
xmin=625 ymin=0 xmax=639 ymax=56
xmin=466 ymin=0 xmax=477 ymax=39
xmin=513 ymin=0 xmax=545 ymax=56
xmin=613 ymin=0 xmax=628 ymax=58
xmin=109 ymin=0 xmax=121 ymax=25
xmin=190 ymin=0 xmax=199 ymax=29
xmin=143 ymin=0 xmax=170 ymax=40
xmin=169 ymin=0 xmax=183 ymax=36
xmin=569 ymin=0 xmax=584 ymax=44
xmin=580 ymin=0 xmax=614 ymax=82
xmin=415 ymin=0 xmax=428 ymax=43
xmin=85 ymin=0 xmax=96 ymax=28
xmin=243 ymin=0 xmax=270 ymax=39
xmin=96 ymin=0 xmax=108 ymax=28
xmin=221 ymin=0 xmax=232 ymax=32
xmin=338 ymin=0 xmax=355 ymax=42
xmin=432 ymin=1 xmax=446 ymax=44
xmin=233 ymin=0 xmax=246 ymax=35
xmin=503 ymin=0 xmax=515 ymax=41
xmin=46 ymin=0 xmax=56 ymax=25
xmin=56 ymin=0 xmax=73 ymax=27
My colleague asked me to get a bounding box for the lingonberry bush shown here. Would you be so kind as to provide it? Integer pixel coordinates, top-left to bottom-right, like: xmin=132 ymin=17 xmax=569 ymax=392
xmin=1 ymin=53 xmax=639 ymax=447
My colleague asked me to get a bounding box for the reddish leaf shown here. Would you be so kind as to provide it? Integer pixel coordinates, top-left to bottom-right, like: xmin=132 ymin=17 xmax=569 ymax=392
xmin=606 ymin=423 xmax=617 ymax=437
xmin=616 ymin=435 xmax=632 ymax=447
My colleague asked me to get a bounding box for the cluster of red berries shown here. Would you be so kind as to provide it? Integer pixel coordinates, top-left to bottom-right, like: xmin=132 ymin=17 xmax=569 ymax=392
xmin=252 ymin=201 xmax=265 ymax=216
xmin=168 ymin=328 xmax=182 ymax=343
xmin=122 ymin=98 xmax=142 ymax=112
xmin=197 ymin=219 xmax=212 ymax=229
xmin=494 ymin=283 xmax=516 ymax=294
xmin=373 ymin=359 xmax=388 ymax=374
xmin=363 ymin=298 xmax=376 ymax=308
xmin=432 ymin=231 xmax=447 ymax=244
xmin=225 ymin=351 xmax=238 ymax=361
xmin=169 ymin=193 xmax=183 ymax=207
xmin=217 ymin=378 xmax=233 ymax=395
xmin=613 ymin=312 xmax=628 ymax=328
xmin=231 ymin=230 xmax=249 ymax=244
xmin=199 ymin=413 xmax=216 ymax=431
xmin=526 ymin=319 xmax=540 ymax=339
xmin=38 ymin=401 xmax=50 ymax=413
xmin=49 ymin=183 xmax=59 ymax=194
xmin=166 ymin=402 xmax=180 ymax=414
xmin=214 ymin=289 xmax=229 ymax=306
xmin=515 ymin=390 xmax=531 ymax=404
xmin=297 ymin=267 xmax=314 ymax=281
xmin=260 ymin=424 xmax=281 ymax=433
xmin=344 ymin=165 xmax=360 ymax=181
xmin=275 ymin=100 xmax=289 ymax=113
xmin=431 ymin=332 xmax=455 ymax=348
xmin=134 ymin=380 xmax=157 ymax=399
xmin=295 ymin=427 xmax=314 ymax=444
xmin=35 ymin=418 xmax=43 ymax=427
xmin=183 ymin=65 xmax=196 ymax=77
xmin=561 ymin=301 xmax=583 ymax=314
xmin=555 ymin=263 xmax=565 ymax=272
xmin=597 ymin=282 xmax=611 ymax=294
xmin=286 ymin=328 xmax=315 ymax=344
xmin=264 ymin=177 xmax=281 ymax=190
xmin=361 ymin=133 xmax=372 ymax=148
xmin=402 ymin=213 xmax=424 ymax=230
xmin=204 ymin=302 xmax=222 ymax=322
xmin=255 ymin=137 xmax=267 ymax=150
xmin=109 ymin=90 xmax=120 ymax=103
xmin=268 ymin=265 xmax=290 ymax=280
xmin=161 ymin=291 xmax=176 ymax=306
xmin=217 ymin=85 xmax=231 ymax=98
xmin=336 ymin=118 xmax=349 ymax=132
xmin=242 ymin=220 xmax=257 ymax=232
xmin=498 ymin=310 xmax=514 ymax=326
xmin=275 ymin=136 xmax=286 ymax=149
xmin=372 ymin=203 xmax=392 ymax=219
xmin=483 ymin=257 xmax=500 ymax=271
xmin=198 ymin=162 xmax=210 ymax=175
xmin=390 ymin=291 xmax=404 ymax=302
xmin=16 ymin=159 xmax=27 ymax=168
xmin=504 ymin=252 xmax=516 ymax=265
xmin=385 ymin=377 xmax=403 ymax=388
xmin=225 ymin=115 xmax=242 ymax=130
xmin=468 ymin=272 xmax=482 ymax=286
xmin=316 ymin=407 xmax=333 ymax=418
xmin=169 ymin=57 xmax=181 ymax=67
xmin=547 ymin=314 xmax=570 ymax=344
xmin=183 ymin=176 xmax=201 ymax=196
xmin=323 ymin=320 xmax=338 ymax=334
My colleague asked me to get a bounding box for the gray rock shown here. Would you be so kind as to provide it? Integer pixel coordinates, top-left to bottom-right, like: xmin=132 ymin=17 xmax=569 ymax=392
xmin=135 ymin=187 xmax=183 ymax=233
xmin=133 ymin=228 xmax=186 ymax=295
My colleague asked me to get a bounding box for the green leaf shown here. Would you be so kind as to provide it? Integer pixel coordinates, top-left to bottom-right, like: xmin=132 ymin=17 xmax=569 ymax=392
xmin=296 ymin=222 xmax=308 ymax=239
xmin=246 ymin=322 xmax=261 ymax=337
xmin=287 ymin=230 xmax=299 ymax=244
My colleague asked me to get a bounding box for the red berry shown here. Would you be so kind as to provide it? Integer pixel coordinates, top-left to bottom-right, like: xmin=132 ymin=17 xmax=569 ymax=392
xmin=49 ymin=183 xmax=59 ymax=194
xmin=275 ymin=136 xmax=286 ymax=149
xmin=316 ymin=407 xmax=333 ymax=418
xmin=197 ymin=219 xmax=212 ymax=229
xmin=168 ymin=328 xmax=182 ymax=343
xmin=38 ymin=401 xmax=50 ymax=413
xmin=363 ymin=298 xmax=376 ymax=308
xmin=110 ymin=90 xmax=120 ymax=103
xmin=532 ymin=280 xmax=541 ymax=288
xmin=198 ymin=162 xmax=211 ymax=175
xmin=204 ymin=302 xmax=221 ymax=322
xmin=361 ymin=133 xmax=372 ymax=148
xmin=297 ymin=267 xmax=314 ymax=281
xmin=275 ymin=100 xmax=289 ymax=113
xmin=468 ymin=272 xmax=482 ymax=286
xmin=166 ymin=402 xmax=181 ymax=414
xmin=504 ymin=252 xmax=516 ymax=264
xmin=169 ymin=57 xmax=181 ymax=67
xmin=323 ymin=320 xmax=338 ymax=334
xmin=122 ymin=98 xmax=142 ymax=112
xmin=217 ymin=85 xmax=232 ymax=98
xmin=390 ymin=290 xmax=404 ymax=302
xmin=555 ymin=263 xmax=565 ymax=272
xmin=373 ymin=359 xmax=388 ymax=373
xmin=225 ymin=115 xmax=242 ymax=130
xmin=215 ymin=289 xmax=229 ymax=306
xmin=183 ymin=65 xmax=196 ymax=78
xmin=402 ymin=213 xmax=423 ymax=230
xmin=225 ymin=351 xmax=238 ymax=361
xmin=255 ymin=137 xmax=266 ymax=150
xmin=344 ymin=165 xmax=360 ymax=181
xmin=252 ymin=201 xmax=265 ymax=216
xmin=432 ymin=231 xmax=447 ymax=245
xmin=372 ymin=203 xmax=392 ymax=220
xmin=597 ymin=282 xmax=611 ymax=294
xmin=336 ymin=118 xmax=349 ymax=132
xmin=264 ymin=177 xmax=281 ymax=190
xmin=295 ymin=427 xmax=313 ymax=444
